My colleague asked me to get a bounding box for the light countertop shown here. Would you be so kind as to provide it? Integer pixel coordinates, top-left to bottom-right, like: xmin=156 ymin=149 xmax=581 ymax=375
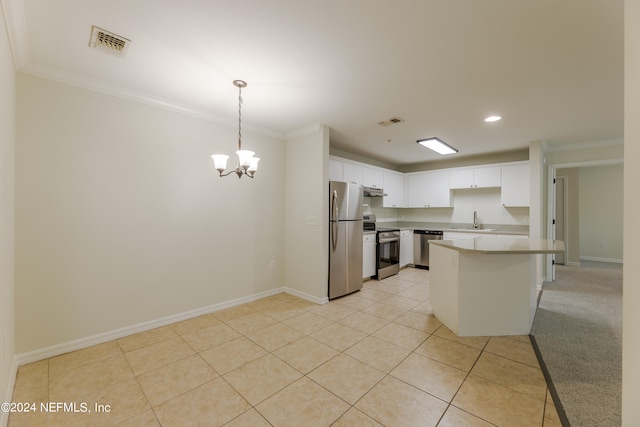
xmin=372 ymin=221 xmax=529 ymax=235
xmin=430 ymin=236 xmax=565 ymax=254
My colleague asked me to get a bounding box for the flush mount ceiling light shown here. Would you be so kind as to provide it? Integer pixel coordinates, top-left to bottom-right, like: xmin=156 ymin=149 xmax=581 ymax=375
xmin=417 ymin=137 xmax=458 ymax=155
xmin=211 ymin=80 xmax=260 ymax=179
xmin=484 ymin=115 xmax=502 ymax=123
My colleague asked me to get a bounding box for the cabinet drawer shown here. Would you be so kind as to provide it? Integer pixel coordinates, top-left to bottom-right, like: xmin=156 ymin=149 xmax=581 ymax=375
xmin=363 ymin=234 xmax=376 ymax=243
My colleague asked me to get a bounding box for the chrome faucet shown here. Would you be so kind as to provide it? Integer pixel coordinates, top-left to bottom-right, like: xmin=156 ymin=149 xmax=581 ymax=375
xmin=473 ymin=211 xmax=479 ymax=229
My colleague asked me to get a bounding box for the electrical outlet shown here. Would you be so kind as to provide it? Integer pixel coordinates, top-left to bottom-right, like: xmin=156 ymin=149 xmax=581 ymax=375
xmin=600 ymin=241 xmax=606 ymax=248
xmin=269 ymin=260 xmax=276 ymax=270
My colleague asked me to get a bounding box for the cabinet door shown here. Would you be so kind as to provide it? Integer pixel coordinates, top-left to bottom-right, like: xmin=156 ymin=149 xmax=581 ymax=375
xmin=501 ymin=164 xmax=530 ymax=207
xmin=363 ymin=167 xmax=384 ymax=188
xmin=383 ymin=171 xmax=405 ymax=207
xmin=474 ymin=166 xmax=501 ymax=188
xmin=400 ymin=230 xmax=413 ymax=267
xmin=343 ymin=163 xmax=363 ymax=185
xmin=407 ymin=171 xmax=451 ymax=208
xmin=407 ymin=173 xmax=429 ymax=207
xmin=449 ymin=169 xmax=474 ymax=189
xmin=450 ymin=167 xmax=501 ymax=188
xmin=363 ymin=235 xmax=377 ymax=278
xmin=426 ymin=171 xmax=452 ymax=207
xmin=329 ymin=160 xmax=343 ymax=182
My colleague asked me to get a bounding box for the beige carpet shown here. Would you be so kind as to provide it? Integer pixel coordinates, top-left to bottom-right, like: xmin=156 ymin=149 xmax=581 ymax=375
xmin=531 ymin=261 xmax=622 ymax=426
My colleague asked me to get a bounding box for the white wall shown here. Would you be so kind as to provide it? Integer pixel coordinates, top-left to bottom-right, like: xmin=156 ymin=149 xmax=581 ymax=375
xmin=578 ymin=165 xmax=623 ymax=262
xmin=0 ymin=5 xmax=16 ymax=425
xmin=545 ymin=142 xmax=623 ymax=165
xmin=624 ymin=1 xmax=640 ymax=423
xmin=284 ymin=125 xmax=329 ymax=302
xmin=15 ymin=74 xmax=286 ymax=354
xmin=555 ymin=168 xmax=581 ymax=265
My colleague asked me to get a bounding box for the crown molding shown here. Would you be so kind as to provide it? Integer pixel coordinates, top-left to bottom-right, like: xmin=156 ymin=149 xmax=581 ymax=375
xmin=283 ymin=123 xmax=323 ymax=140
xmin=19 ymin=64 xmax=286 ymax=140
xmin=1 ymin=0 xmax=28 ymax=68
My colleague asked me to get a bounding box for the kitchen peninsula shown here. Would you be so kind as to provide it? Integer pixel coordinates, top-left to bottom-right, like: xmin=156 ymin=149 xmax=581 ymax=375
xmin=429 ymin=237 xmax=564 ymax=337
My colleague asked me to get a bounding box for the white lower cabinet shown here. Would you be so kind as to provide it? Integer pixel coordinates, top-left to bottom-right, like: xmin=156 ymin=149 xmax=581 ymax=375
xmin=363 ymin=234 xmax=376 ymax=278
xmin=400 ymin=230 xmax=413 ymax=267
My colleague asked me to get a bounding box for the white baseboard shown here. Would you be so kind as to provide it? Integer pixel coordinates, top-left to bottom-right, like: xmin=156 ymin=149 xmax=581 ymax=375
xmin=565 ymin=261 xmax=581 ymax=267
xmin=15 ymin=287 xmax=304 ymax=366
xmin=579 ymin=256 xmax=623 ymax=264
xmin=284 ymin=287 xmax=328 ymax=305
xmin=1 ymin=357 xmax=18 ymax=427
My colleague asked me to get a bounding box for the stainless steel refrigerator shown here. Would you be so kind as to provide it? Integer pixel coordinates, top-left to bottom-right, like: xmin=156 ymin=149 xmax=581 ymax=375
xmin=329 ymin=181 xmax=363 ymax=299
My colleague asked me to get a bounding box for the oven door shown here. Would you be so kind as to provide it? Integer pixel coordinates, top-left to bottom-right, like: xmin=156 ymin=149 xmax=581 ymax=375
xmin=376 ymin=235 xmax=400 ymax=280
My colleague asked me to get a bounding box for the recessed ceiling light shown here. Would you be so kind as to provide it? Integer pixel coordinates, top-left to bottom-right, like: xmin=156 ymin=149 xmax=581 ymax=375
xmin=484 ymin=115 xmax=502 ymax=122
xmin=417 ymin=137 xmax=458 ymax=155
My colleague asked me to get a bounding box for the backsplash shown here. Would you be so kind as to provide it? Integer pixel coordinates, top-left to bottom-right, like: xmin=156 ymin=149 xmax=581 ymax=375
xmin=365 ymin=187 xmax=529 ymax=227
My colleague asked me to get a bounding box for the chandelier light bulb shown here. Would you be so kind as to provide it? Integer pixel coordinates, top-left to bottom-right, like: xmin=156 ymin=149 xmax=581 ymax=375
xmin=248 ymin=157 xmax=260 ymax=173
xmin=211 ymin=154 xmax=229 ymax=172
xmin=236 ymin=150 xmax=255 ymax=169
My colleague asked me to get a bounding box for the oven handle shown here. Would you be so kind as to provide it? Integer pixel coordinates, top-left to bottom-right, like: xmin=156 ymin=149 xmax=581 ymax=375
xmin=378 ymin=236 xmax=400 ymax=244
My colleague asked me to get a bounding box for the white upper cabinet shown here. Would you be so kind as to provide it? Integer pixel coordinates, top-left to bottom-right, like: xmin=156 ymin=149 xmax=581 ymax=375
xmin=343 ymin=162 xmax=363 ymax=186
xmin=407 ymin=170 xmax=451 ymax=208
xmin=473 ymin=166 xmax=502 ymax=188
xmin=331 ymin=156 xmax=530 ymax=210
xmin=449 ymin=168 xmax=473 ymax=189
xmin=362 ymin=167 xmax=384 ymax=188
xmin=501 ymin=163 xmax=530 ymax=207
xmin=382 ymin=171 xmax=405 ymax=207
xmin=329 ymin=159 xmax=343 ymax=181
xmin=450 ymin=166 xmax=501 ymax=189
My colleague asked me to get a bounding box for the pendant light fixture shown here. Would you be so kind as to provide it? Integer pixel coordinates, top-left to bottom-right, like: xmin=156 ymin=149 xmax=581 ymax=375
xmin=211 ymin=80 xmax=260 ymax=178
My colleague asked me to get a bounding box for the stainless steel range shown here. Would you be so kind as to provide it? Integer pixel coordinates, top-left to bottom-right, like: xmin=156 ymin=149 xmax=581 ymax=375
xmin=364 ymin=215 xmax=400 ymax=280
xmin=375 ymin=227 xmax=400 ymax=279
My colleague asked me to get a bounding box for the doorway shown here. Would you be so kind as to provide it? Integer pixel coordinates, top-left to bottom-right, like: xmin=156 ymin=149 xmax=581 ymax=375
xmin=554 ymin=176 xmax=567 ymax=265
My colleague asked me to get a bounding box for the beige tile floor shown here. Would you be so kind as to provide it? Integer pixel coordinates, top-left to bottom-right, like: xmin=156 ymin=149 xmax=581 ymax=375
xmin=8 ymin=268 xmax=563 ymax=426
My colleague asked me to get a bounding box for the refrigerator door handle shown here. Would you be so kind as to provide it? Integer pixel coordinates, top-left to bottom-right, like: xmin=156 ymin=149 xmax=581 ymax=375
xmin=331 ymin=190 xmax=340 ymax=251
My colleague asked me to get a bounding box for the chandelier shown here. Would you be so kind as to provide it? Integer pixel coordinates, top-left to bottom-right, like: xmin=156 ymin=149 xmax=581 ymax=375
xmin=211 ymin=80 xmax=260 ymax=178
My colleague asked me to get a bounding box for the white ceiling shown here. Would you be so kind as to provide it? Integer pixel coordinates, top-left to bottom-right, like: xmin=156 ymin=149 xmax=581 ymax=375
xmin=3 ymin=0 xmax=623 ymax=166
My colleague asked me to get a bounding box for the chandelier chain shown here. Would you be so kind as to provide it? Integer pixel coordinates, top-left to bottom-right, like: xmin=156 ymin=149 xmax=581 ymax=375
xmin=237 ymin=85 xmax=243 ymax=151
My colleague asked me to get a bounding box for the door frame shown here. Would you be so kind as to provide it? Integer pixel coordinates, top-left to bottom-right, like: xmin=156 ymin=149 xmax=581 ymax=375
xmin=545 ymin=158 xmax=623 ymax=281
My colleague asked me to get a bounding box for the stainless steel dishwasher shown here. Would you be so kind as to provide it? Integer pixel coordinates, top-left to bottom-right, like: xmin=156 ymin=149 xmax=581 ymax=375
xmin=413 ymin=230 xmax=443 ymax=269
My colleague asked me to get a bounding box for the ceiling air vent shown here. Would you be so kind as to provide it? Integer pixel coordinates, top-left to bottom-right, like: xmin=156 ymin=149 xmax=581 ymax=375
xmin=88 ymin=26 xmax=130 ymax=57
xmin=378 ymin=117 xmax=404 ymax=126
